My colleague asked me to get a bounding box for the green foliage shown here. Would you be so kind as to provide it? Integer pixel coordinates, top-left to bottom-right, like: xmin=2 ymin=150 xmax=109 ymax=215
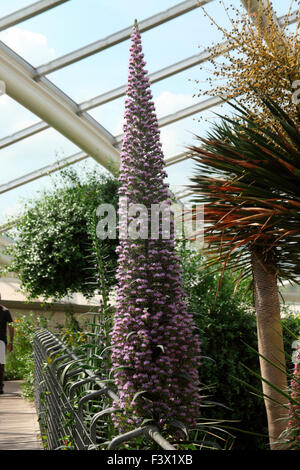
xmin=189 ymin=96 xmax=300 ymax=283
xmin=6 ymin=167 xmax=119 ymax=300
xmin=53 ymin=217 xmax=118 ymax=448
xmin=232 ymin=320 xmax=300 ymax=450
xmin=5 ymin=312 xmax=48 ymax=400
xmin=177 ymin=242 xmax=267 ymax=449
xmin=178 ymin=241 xmax=300 ymax=449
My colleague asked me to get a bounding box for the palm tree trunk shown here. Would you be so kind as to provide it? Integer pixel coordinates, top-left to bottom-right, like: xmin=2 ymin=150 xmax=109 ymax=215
xmin=251 ymin=250 xmax=288 ymax=449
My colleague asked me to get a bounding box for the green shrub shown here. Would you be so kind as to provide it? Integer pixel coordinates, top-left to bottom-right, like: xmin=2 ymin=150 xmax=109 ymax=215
xmin=177 ymin=242 xmax=300 ymax=450
xmin=6 ymin=167 xmax=119 ymax=300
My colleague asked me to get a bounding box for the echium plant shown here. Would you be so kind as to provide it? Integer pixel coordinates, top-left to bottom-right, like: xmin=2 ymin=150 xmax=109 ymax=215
xmin=110 ymin=22 xmax=201 ymax=433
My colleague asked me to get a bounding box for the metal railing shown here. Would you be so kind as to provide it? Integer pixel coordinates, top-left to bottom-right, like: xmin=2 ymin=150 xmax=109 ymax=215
xmin=34 ymin=329 xmax=175 ymax=450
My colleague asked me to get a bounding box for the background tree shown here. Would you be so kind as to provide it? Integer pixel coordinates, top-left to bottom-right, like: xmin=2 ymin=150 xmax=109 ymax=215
xmin=188 ymin=97 xmax=300 ymax=448
xmin=6 ymin=167 xmax=119 ymax=300
xmin=178 ymin=241 xmax=269 ymax=449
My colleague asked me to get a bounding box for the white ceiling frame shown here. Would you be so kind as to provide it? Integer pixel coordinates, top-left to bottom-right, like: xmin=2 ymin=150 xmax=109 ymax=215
xmin=0 ymin=42 xmax=230 ymax=151
xmin=114 ymin=96 xmax=225 ymax=146
xmin=0 ymin=0 xmax=70 ymax=31
xmin=0 ymin=95 xmax=225 ymax=197
xmin=0 ymin=1 xmax=297 ymax=197
xmin=0 ymin=149 xmax=193 ymax=196
xmin=0 ymin=5 xmax=294 ymax=152
xmin=0 ymin=41 xmax=120 ymax=173
xmin=35 ymin=0 xmax=214 ymax=77
xmin=0 ymin=0 xmax=214 ymax=178
xmin=0 ymin=151 xmax=88 ymax=195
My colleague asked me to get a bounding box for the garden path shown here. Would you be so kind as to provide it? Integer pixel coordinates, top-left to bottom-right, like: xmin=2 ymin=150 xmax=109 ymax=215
xmin=0 ymin=380 xmax=42 ymax=450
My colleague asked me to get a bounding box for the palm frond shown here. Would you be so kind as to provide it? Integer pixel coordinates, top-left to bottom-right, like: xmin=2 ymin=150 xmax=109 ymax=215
xmin=188 ymin=94 xmax=300 ymax=283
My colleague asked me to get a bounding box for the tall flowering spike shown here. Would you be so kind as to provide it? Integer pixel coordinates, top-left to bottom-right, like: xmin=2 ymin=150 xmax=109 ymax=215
xmin=111 ymin=23 xmax=201 ymax=432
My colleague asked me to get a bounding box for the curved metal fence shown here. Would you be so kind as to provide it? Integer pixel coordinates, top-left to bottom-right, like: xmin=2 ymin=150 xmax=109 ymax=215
xmin=33 ymin=328 xmax=175 ymax=450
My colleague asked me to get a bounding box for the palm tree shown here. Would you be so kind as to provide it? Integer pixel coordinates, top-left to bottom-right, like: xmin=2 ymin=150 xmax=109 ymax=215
xmin=188 ymin=96 xmax=300 ymax=449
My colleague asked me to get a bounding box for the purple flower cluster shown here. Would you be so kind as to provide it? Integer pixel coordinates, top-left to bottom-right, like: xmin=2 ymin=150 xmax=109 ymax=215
xmin=111 ymin=23 xmax=201 ymax=432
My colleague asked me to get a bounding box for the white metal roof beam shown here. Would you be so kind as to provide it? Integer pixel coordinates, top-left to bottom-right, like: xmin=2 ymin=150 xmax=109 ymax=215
xmin=0 ymin=40 xmax=116 ymax=140
xmin=79 ymin=54 xmax=210 ymax=111
xmin=0 ymin=97 xmax=223 ymax=194
xmin=0 ymin=151 xmax=88 ymax=195
xmin=0 ymin=3 xmax=295 ymax=188
xmin=0 ymin=111 xmax=115 ymax=150
xmin=79 ymin=43 xmax=232 ymax=112
xmin=165 ymin=152 xmax=190 ymax=166
xmin=156 ymin=96 xmax=224 ymax=127
xmin=35 ymin=0 xmax=293 ymax=78
xmin=0 ymin=149 xmax=191 ymax=196
xmin=0 ymin=5 xmax=294 ymax=151
xmin=0 ymin=121 xmax=49 ymax=149
xmin=115 ymin=96 xmax=224 ymax=146
xmin=0 ymin=0 xmax=70 ymax=31
xmin=0 ymin=44 xmax=231 ymax=151
xmin=0 ymin=41 xmax=120 ymax=173
xmin=35 ymin=0 xmax=214 ymax=77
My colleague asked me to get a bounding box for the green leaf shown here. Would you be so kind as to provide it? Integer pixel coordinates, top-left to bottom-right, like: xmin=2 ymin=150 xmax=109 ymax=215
xmin=126 ymin=332 xmax=137 ymax=341
xmin=176 ymin=371 xmax=194 ymax=381
xmin=168 ymin=419 xmax=189 ymax=437
xmin=131 ymin=390 xmax=147 ymax=403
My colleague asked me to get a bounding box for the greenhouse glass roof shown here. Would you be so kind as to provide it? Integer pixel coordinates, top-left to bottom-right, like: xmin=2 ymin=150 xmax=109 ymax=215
xmin=0 ymin=0 xmax=297 ymax=226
